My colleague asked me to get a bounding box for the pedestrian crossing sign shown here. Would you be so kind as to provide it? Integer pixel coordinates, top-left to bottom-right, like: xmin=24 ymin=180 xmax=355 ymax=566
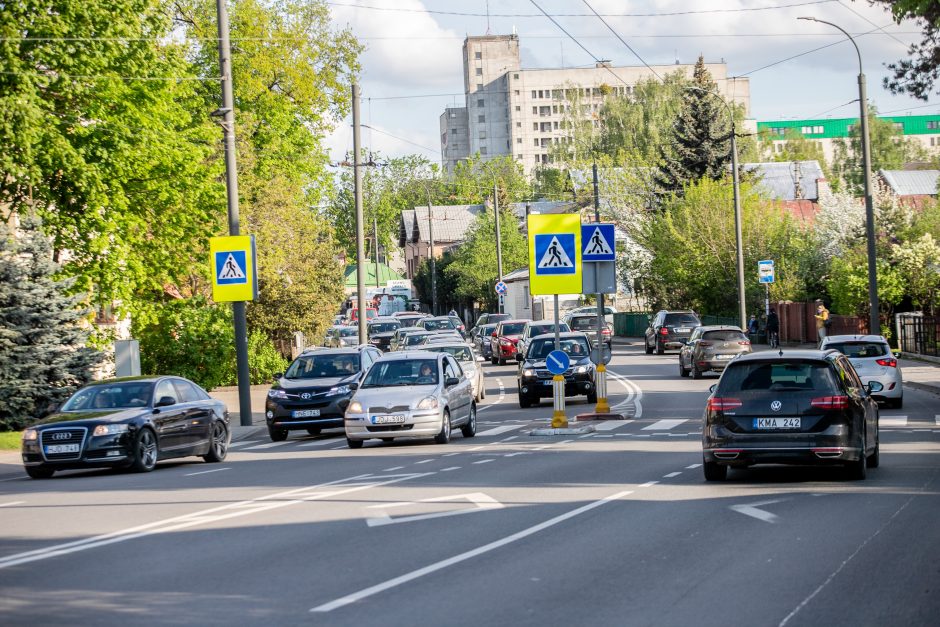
xmin=210 ymin=235 xmax=258 ymax=302
xmin=527 ymin=214 xmax=581 ymax=295
xmin=581 ymin=223 xmax=616 ymax=261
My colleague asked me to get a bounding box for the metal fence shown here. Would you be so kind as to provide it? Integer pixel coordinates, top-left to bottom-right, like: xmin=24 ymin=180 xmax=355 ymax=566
xmin=897 ymin=313 xmax=940 ymax=357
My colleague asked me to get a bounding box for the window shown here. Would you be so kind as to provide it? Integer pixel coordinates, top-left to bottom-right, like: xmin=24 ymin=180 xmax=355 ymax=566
xmin=928 ymin=121 xmax=939 ymax=130
xmin=538 ymin=90 xmax=544 ymax=98
xmin=514 ymin=89 xmax=520 ymax=96
xmin=539 ymin=106 xmax=551 ymax=116
xmin=480 ymin=146 xmax=487 ymax=155
xmin=477 ymin=99 xmax=484 ymax=107
xmin=478 ymin=115 xmax=485 ymax=123
xmin=513 ymin=73 xmax=519 ymax=79
xmin=449 ymin=111 xmax=457 ymax=118
xmin=479 ymin=130 xmax=486 ymax=139
xmin=154 ymin=380 xmax=179 ymax=405
xmin=533 ymin=122 xmax=538 ymax=130
xmin=506 ymin=140 xmax=510 ymax=149
xmin=531 ymin=90 xmax=537 ymax=99
xmin=516 ymin=121 xmax=521 ymax=128
xmin=475 ymin=68 xmax=483 ymax=76
xmin=533 ymin=139 xmax=539 ymax=146
xmin=553 ymin=121 xmax=559 ymax=130
xmin=517 ymin=154 xmax=523 ymax=159
xmin=532 ymin=106 xmax=537 ymax=114
xmin=515 ymin=105 xmax=521 ymax=112
xmin=474 ymin=51 xmax=482 ymax=60
xmin=172 ymin=379 xmax=202 ymax=403
xmin=516 ymin=137 xmax=522 ymax=143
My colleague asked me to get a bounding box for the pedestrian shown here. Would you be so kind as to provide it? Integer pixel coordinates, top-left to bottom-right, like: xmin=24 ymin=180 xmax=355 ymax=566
xmin=748 ymin=314 xmax=758 ymax=335
xmin=814 ymin=299 xmax=830 ymax=345
xmin=448 ymin=308 xmax=458 ymax=318
xmin=766 ymin=308 xmax=780 ymax=348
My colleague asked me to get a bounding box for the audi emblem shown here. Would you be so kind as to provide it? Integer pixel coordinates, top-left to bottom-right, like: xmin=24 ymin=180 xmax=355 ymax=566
xmin=770 ymin=400 xmax=782 ymax=412
xmin=51 ymin=432 xmax=72 ymax=441
xmin=300 ymin=393 xmax=312 ymax=400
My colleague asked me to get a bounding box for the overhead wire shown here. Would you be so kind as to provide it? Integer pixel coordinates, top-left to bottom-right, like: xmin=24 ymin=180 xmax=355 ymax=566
xmin=581 ymin=0 xmax=662 ymax=81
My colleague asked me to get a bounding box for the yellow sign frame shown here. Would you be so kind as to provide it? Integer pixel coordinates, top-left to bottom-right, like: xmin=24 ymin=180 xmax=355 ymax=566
xmin=210 ymin=235 xmax=258 ymax=302
xmin=527 ymin=214 xmax=582 ymax=295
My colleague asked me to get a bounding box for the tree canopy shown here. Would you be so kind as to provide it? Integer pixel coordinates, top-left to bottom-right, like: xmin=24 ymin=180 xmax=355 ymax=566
xmin=877 ymin=0 xmax=940 ymax=100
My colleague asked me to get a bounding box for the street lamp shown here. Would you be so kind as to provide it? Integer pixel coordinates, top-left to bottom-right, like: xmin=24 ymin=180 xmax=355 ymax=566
xmin=685 ymin=86 xmax=747 ymax=330
xmin=799 ymin=16 xmax=879 ymax=334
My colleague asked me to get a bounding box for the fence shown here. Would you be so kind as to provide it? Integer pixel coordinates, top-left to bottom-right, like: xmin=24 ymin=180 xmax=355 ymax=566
xmin=897 ymin=313 xmax=940 ymax=357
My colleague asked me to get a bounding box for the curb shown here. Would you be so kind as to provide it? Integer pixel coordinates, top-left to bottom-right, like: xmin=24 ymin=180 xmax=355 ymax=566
xmin=529 ymin=426 xmax=596 ymax=436
xmin=230 ymin=426 xmax=266 ymax=442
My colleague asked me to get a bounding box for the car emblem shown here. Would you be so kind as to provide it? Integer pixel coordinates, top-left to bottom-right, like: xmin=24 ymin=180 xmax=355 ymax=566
xmin=770 ymin=400 xmax=782 ymax=412
xmin=51 ymin=432 xmax=72 ymax=440
xmin=300 ymin=393 xmax=312 ymax=400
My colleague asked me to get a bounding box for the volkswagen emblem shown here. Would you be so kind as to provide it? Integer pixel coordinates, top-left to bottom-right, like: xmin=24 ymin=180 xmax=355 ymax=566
xmin=770 ymin=400 xmax=782 ymax=412
xmin=51 ymin=432 xmax=72 ymax=441
xmin=300 ymin=393 xmax=312 ymax=400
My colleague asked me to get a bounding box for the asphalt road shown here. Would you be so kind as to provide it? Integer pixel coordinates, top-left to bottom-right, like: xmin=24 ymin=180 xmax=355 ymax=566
xmin=1 ymin=345 xmax=938 ymax=626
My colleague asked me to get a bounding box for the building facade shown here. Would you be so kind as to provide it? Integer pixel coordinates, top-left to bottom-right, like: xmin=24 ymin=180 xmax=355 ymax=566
xmin=440 ymin=34 xmax=751 ymax=174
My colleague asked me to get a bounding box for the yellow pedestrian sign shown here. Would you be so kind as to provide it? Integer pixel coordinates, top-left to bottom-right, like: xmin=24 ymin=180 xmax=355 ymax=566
xmin=528 ymin=214 xmax=581 ymax=295
xmin=210 ymin=235 xmax=258 ymax=302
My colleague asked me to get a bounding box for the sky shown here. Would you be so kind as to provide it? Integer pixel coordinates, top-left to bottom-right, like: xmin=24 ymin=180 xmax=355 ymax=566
xmin=323 ymin=0 xmax=939 ymax=167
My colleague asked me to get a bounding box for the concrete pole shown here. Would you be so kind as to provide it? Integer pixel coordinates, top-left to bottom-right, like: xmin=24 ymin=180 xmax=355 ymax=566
xmin=730 ymin=123 xmax=747 ymax=331
xmin=428 ymin=200 xmax=437 ymax=315
xmin=592 ymin=161 xmax=610 ymax=414
xmin=494 ymin=182 xmax=504 ymax=314
xmin=352 ymin=85 xmax=367 ymax=344
xmin=215 ymin=0 xmax=251 ymax=427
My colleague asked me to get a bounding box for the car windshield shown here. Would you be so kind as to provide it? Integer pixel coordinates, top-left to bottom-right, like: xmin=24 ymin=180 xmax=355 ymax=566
xmin=664 ymin=314 xmax=700 ymax=326
xmin=486 ymin=314 xmax=510 ymax=324
xmin=717 ymin=361 xmax=840 ymax=395
xmin=500 ymin=322 xmax=526 ymax=335
xmin=568 ymin=317 xmax=598 ymax=331
xmin=702 ymin=330 xmax=747 ymax=342
xmin=529 ymin=323 xmax=568 ymax=336
xmin=285 ymin=353 xmax=359 ymax=379
xmin=421 ymin=318 xmax=456 ymax=331
xmin=62 ymin=382 xmax=155 ymax=410
xmin=369 ymin=322 xmax=400 ymax=334
xmin=528 ymin=338 xmax=590 ymax=360
xmin=361 ymin=359 xmax=440 ymax=387
xmin=398 ymin=316 xmax=422 ymax=327
xmin=423 ymin=346 xmax=474 ymax=361
xmin=479 ymin=324 xmax=496 ymax=336
xmin=826 ymin=342 xmax=888 ymax=358
xmin=404 ymin=333 xmax=430 ymax=346
xmin=339 ymin=327 xmax=358 ymax=337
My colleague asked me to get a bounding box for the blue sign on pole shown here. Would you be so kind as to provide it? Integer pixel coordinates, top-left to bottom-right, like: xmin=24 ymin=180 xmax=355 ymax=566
xmin=546 ymin=350 xmax=570 ymax=375
xmin=533 ymin=233 xmax=577 ymax=275
xmin=495 ymin=280 xmax=507 ymax=295
xmin=758 ymin=259 xmax=775 ymax=284
xmin=581 ymin=223 xmax=616 ymax=261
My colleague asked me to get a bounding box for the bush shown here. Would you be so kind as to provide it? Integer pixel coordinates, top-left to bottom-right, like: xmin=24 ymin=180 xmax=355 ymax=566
xmin=247 ymin=331 xmax=288 ymax=385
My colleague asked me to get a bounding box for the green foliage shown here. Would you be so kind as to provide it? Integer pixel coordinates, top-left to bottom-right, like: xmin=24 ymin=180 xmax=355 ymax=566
xmin=892 ymin=233 xmax=940 ymax=314
xmin=876 ymin=0 xmax=940 ymax=99
xmin=761 ymin=128 xmax=832 ymax=179
xmin=413 ymin=253 xmax=456 ymax=314
xmin=247 ymin=331 xmax=289 ymax=385
xmin=827 ymin=253 xmax=905 ymax=320
xmin=0 ymin=217 xmax=102 ymax=431
xmin=449 ymin=155 xmax=532 ymax=205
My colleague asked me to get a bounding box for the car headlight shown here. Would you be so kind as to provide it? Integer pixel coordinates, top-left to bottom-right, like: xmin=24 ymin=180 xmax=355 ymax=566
xmin=575 ymin=365 xmax=588 ymax=374
xmin=22 ymin=428 xmax=38 ymax=442
xmin=93 ymin=424 xmax=129 ymax=437
xmin=523 ymin=369 xmax=535 ymax=377
xmin=326 ymin=385 xmax=350 ymax=397
xmin=416 ymin=396 xmax=439 ymax=410
xmin=347 ymin=400 xmax=363 ymax=414
xmin=500 ymin=339 xmax=512 ymax=346
xmin=267 ymin=389 xmax=288 ymax=399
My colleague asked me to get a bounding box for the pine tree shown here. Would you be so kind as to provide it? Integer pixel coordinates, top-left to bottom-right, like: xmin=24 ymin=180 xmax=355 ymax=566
xmin=657 ymin=57 xmax=733 ymax=195
xmin=0 ymin=216 xmax=102 ymax=430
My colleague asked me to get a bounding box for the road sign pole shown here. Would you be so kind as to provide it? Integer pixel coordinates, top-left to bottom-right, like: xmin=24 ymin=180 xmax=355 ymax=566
xmin=551 ymin=294 xmax=566 ymax=428
xmin=595 ymin=363 xmax=609 ymax=413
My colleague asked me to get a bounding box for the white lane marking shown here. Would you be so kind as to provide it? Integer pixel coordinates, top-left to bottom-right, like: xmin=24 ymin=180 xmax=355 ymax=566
xmin=441 ymin=467 xmax=461 ymax=472
xmin=880 ymin=415 xmax=908 ymax=427
xmin=663 ymin=472 xmax=681 ymax=478
xmin=365 ymin=493 xmax=503 ymax=528
xmin=467 ymin=446 xmax=487 ymax=452
xmin=639 ymin=481 xmax=658 ymax=488
xmin=184 ymin=468 xmax=231 ymax=477
xmin=0 ymin=501 xmax=25 ymax=507
xmin=0 ymin=472 xmax=431 ymax=571
xmin=686 ymin=464 xmax=702 ymax=469
xmin=383 ymin=466 xmax=404 ymax=472
xmin=643 ymin=419 xmax=687 ymax=431
xmin=311 ymin=489 xmax=635 ymax=613
xmin=607 ymin=371 xmax=644 ymax=417
xmin=228 ymin=440 xmax=261 ymax=448
xmin=730 ymin=499 xmax=786 ymax=524
xmin=935 ymin=415 xmax=940 ymax=426
xmin=414 ymin=459 xmax=434 ymax=465
xmin=473 ymin=459 xmax=495 ymax=465
xmin=0 ymin=477 xmax=23 ymax=483
xmin=477 ymin=425 xmax=522 ymax=437
xmin=331 ymin=445 xmax=347 ymax=450
xmin=242 ymin=441 xmax=291 ymax=450
xmin=503 ymin=452 xmax=528 ymax=458
xmin=478 ymin=378 xmax=506 ymax=413
xmin=593 ymin=420 xmax=632 ymax=431
xmin=297 ymin=440 xmax=336 ymax=448
xmin=500 ymin=436 xmax=518 ymax=442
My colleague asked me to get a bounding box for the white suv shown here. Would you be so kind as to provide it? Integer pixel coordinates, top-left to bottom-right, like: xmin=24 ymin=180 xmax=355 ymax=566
xmin=821 ymin=335 xmax=903 ymax=408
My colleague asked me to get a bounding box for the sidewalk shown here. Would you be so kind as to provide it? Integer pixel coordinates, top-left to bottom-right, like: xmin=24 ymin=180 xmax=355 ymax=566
xmin=208 ymin=384 xmax=268 ymax=442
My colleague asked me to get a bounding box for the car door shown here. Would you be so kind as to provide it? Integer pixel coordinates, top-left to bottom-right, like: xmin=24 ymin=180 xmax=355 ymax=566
xmin=151 ymin=378 xmax=189 ymax=454
xmin=172 ymin=378 xmax=212 ymax=452
xmin=443 ymin=356 xmax=471 ymax=423
xmin=842 ymin=356 xmax=878 ymax=453
xmin=833 ymin=356 xmax=872 ymax=453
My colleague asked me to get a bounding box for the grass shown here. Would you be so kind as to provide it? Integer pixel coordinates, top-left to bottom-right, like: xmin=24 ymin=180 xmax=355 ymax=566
xmin=0 ymin=431 xmax=22 ymax=450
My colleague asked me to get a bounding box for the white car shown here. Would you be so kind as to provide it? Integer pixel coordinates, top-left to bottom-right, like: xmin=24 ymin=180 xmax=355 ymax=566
xmin=417 ymin=342 xmax=486 ymax=402
xmin=821 ymin=335 xmax=903 ymax=408
xmin=567 ymin=305 xmax=618 ymax=325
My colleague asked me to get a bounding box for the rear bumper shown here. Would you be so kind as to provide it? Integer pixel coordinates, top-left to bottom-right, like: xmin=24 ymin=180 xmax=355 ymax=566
xmin=703 ymin=424 xmax=864 ymax=465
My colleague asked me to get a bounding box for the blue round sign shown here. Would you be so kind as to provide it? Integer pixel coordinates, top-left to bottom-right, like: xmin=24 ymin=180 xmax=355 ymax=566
xmin=494 ymin=281 xmax=507 ymax=295
xmin=546 ymin=350 xmax=570 ymax=375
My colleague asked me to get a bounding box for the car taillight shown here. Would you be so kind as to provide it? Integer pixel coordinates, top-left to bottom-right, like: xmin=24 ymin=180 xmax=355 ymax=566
xmin=698 ymin=341 xmax=713 ymax=347
xmin=738 ymin=340 xmax=751 ymax=346
xmin=875 ymin=358 xmax=897 ymax=368
xmin=601 ymin=328 xmax=611 ymax=336
xmin=660 ymin=328 xmax=669 ymax=335
xmin=707 ymin=397 xmax=743 ymax=411
xmin=810 ymin=396 xmax=849 ymax=410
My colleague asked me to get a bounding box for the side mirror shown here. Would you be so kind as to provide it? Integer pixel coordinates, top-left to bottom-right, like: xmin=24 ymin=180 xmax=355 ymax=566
xmin=272 ymin=372 xmax=283 ymax=381
xmin=866 ymin=381 xmax=884 ymax=394
xmin=155 ymin=396 xmax=176 ymax=408
xmin=445 ymin=376 xmax=460 ymax=387
xmin=708 ymin=384 xmax=717 ymax=394
xmin=348 ymin=381 xmax=359 ymax=391
xmin=515 ymin=353 xmax=524 ymax=362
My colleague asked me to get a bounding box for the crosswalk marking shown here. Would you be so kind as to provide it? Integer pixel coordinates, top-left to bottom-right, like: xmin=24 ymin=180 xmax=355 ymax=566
xmin=642 ymin=419 xmax=687 ymax=431
xmin=880 ymin=415 xmax=908 ymax=427
xmin=476 ymin=424 xmax=523 ymax=437
xmin=935 ymin=415 xmax=940 ymax=426
xmin=297 ymin=439 xmax=337 ymax=448
xmin=228 ymin=440 xmax=260 ymax=448
xmin=242 ymin=441 xmax=290 ymax=450
xmin=593 ymin=420 xmax=632 ymax=431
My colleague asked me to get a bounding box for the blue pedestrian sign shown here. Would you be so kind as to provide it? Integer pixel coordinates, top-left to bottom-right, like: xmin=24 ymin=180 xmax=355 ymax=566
xmin=581 ymin=223 xmax=616 ymax=261
xmin=494 ymin=280 xmax=507 ymax=295
xmin=215 ymin=250 xmax=247 ymax=285
xmin=546 ymin=350 xmax=570 ymax=375
xmin=758 ymin=259 xmax=775 ymax=284
xmin=534 ymin=233 xmax=576 ymax=275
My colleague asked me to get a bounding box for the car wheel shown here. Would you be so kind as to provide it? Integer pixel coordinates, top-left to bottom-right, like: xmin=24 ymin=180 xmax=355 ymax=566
xmin=519 ymin=395 xmax=531 ymax=409
xmin=656 ymin=341 xmax=664 ymax=355
xmin=461 ymin=403 xmax=477 ymax=438
xmin=848 ymin=433 xmax=867 ymax=480
xmin=25 ymin=465 xmax=55 ymax=479
xmin=202 ymin=421 xmax=229 ymax=463
xmin=867 ymin=435 xmax=880 ymax=469
xmin=703 ymin=460 xmax=727 ymax=481
xmin=131 ymin=428 xmax=158 ymax=473
xmin=268 ymin=426 xmax=288 ymax=442
xmin=691 ymin=364 xmax=702 ymax=380
xmin=679 ymin=359 xmax=689 ymax=377
xmin=491 ymin=356 xmax=498 ymax=365
xmin=346 ymin=437 xmax=363 ymax=449
xmin=645 ymin=339 xmax=653 ymax=355
xmin=435 ymin=410 xmax=451 ymax=444
xmin=498 ymin=357 xmax=506 ymax=366
xmin=305 ymin=427 xmax=321 ymax=436
xmin=587 ymin=390 xmax=598 ymax=404
xmin=887 ymin=396 xmax=903 ymax=409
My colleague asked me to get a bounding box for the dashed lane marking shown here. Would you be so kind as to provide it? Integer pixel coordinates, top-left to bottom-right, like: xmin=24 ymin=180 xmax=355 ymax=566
xmin=639 ymin=481 xmax=659 ymax=488
xmin=477 ymin=425 xmax=523 ymax=437
xmin=184 ymin=468 xmax=231 ymax=477
xmin=441 ymin=467 xmax=460 ymax=472
xmin=242 ymin=441 xmax=290 ymax=450
xmin=686 ymin=464 xmax=702 ymax=469
xmin=593 ymin=420 xmax=633 ymax=431
xmin=473 ymin=459 xmax=495 ymax=465
xmin=663 ymin=472 xmax=681 ymax=478
xmin=0 ymin=501 xmax=25 ymax=507
xmin=642 ymin=419 xmax=687 ymax=431
xmin=297 ymin=439 xmax=338 ymax=448
xmin=228 ymin=440 xmax=260 ymax=448
xmin=383 ymin=466 xmax=404 ymax=472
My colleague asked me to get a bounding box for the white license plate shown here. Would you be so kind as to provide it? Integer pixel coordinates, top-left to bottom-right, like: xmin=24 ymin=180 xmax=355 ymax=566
xmin=754 ymin=418 xmax=801 ymax=430
xmin=543 ymin=380 xmax=553 ymax=386
xmin=371 ymin=414 xmax=405 ymax=425
xmin=715 ymin=354 xmax=736 ymax=360
xmin=676 ymin=327 xmax=690 ymax=333
xmin=45 ymin=444 xmax=80 ymax=454
xmin=292 ymin=409 xmax=320 ymax=418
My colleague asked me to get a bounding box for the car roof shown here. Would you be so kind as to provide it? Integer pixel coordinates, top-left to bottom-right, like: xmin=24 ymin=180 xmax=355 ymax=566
xmin=527 ymin=319 xmax=562 ymax=325
xmin=731 ymin=349 xmax=835 ymax=363
xmin=823 ymin=334 xmax=888 ymax=343
xmin=424 ymin=316 xmax=452 ymax=321
xmin=301 ymin=347 xmax=359 ymax=356
xmin=396 ymin=326 xmax=424 ymax=333
xmin=375 ymin=350 xmax=443 ymax=361
xmin=370 ymin=316 xmax=400 ymax=322
xmin=86 ymin=376 xmax=163 ymax=385
xmin=530 ymin=331 xmax=590 ymax=340
xmin=660 ymin=309 xmax=698 ymax=314
xmin=498 ymin=319 xmax=531 ymax=324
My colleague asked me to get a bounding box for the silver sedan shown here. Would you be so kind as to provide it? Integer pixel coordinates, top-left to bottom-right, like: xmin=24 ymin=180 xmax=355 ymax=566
xmin=344 ymin=351 xmax=476 ymax=447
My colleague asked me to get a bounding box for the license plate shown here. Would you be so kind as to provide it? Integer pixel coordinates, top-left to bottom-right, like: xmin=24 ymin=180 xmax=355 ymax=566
xmin=543 ymin=380 xmax=553 ymax=386
xmin=371 ymin=414 xmax=405 ymax=424
xmin=676 ymin=327 xmax=690 ymax=333
xmin=754 ymin=418 xmax=801 ymax=430
xmin=292 ymin=409 xmax=320 ymax=418
xmin=715 ymin=354 xmax=735 ymax=360
xmin=45 ymin=444 xmax=80 ymax=454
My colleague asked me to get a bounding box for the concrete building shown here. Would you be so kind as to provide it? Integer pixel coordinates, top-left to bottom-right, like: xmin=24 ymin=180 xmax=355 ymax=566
xmin=440 ymin=34 xmax=751 ymax=174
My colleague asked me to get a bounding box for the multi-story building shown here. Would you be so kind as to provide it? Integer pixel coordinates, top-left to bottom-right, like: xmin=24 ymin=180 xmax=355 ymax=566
xmin=758 ymin=115 xmax=940 ymax=164
xmin=440 ymin=34 xmax=751 ymax=174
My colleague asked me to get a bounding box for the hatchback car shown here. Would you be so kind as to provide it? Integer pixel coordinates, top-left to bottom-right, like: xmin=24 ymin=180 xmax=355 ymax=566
xmin=400 ymin=330 xmax=434 ymax=349
xmin=266 ymin=346 xmax=382 ymax=441
xmin=472 ymin=312 xmax=510 ymax=335
xmin=490 ymin=319 xmax=530 ymax=365
xmin=367 ymin=317 xmax=402 ymax=352
xmin=417 ymin=316 xmax=461 ymax=334
xmin=645 ymin=310 xmax=701 ymax=354
xmin=516 ymin=320 xmax=571 ymax=362
xmin=472 ymin=323 xmax=497 ymax=360
xmin=21 ymin=377 xmax=230 ymax=478
xmin=820 ymin=335 xmax=903 ymax=408
xmin=679 ymin=325 xmax=751 ymax=378
xmin=344 ymin=351 xmax=476 ymax=447
xmin=565 ymin=314 xmax=612 ymax=349
xmin=568 ymin=305 xmax=618 ymax=324
xmin=420 ymin=330 xmax=466 ymax=345
xmin=418 ymin=342 xmax=486 ymax=402
xmin=701 ymin=349 xmax=881 ymax=481
xmin=327 ymin=325 xmax=360 ymax=348
xmin=517 ymin=332 xmax=596 ymax=408
xmin=389 ymin=326 xmax=422 ymax=352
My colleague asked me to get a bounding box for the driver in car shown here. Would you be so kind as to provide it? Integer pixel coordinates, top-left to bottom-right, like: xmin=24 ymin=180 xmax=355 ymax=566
xmin=416 ymin=362 xmax=436 ymax=384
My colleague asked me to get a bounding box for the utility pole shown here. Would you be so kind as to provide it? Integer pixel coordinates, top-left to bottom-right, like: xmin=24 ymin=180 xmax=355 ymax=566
xmin=494 ymin=182 xmax=504 ymax=314
xmin=352 ymin=84 xmax=367 ymax=344
xmin=215 ymin=0 xmax=251 ymax=427
xmin=373 ymin=215 xmax=380 ymax=290
xmin=428 ymin=199 xmax=437 ymax=315
xmin=730 ymin=120 xmax=747 ymax=330
xmin=592 ymin=160 xmax=611 ymax=415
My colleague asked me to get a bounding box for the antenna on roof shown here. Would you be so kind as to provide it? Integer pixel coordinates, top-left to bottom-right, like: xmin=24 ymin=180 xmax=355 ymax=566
xmin=486 ymin=0 xmax=491 ymax=35
xmin=778 ymin=349 xmax=783 ymax=357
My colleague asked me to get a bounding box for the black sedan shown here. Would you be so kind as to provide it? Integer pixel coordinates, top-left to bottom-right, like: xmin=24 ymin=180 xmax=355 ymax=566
xmin=702 ymin=349 xmax=881 ymax=481
xmin=21 ymin=376 xmax=230 ymax=479
xmin=517 ymin=332 xmax=597 ymax=408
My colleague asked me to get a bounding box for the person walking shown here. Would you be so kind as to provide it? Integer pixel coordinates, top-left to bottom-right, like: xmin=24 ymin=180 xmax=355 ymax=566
xmin=748 ymin=314 xmax=759 ymax=335
xmin=814 ymin=300 xmax=830 ymax=346
xmin=766 ymin=308 xmax=780 ymax=349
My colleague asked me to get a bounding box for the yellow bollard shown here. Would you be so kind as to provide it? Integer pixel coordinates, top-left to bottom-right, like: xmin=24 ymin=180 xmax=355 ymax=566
xmin=551 ymin=374 xmax=568 ymax=428
xmin=594 ymin=363 xmax=611 ymax=414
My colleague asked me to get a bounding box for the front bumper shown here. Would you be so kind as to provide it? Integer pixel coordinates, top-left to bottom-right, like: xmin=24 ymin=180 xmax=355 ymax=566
xmin=495 ymin=343 xmax=517 ymax=359
xmin=344 ymin=408 xmax=443 ymax=441
xmin=858 ymin=372 xmax=903 ymax=400
xmin=265 ymin=396 xmax=349 ymax=430
xmin=518 ymin=374 xmax=594 ymax=399
xmin=22 ymin=432 xmax=133 ymax=470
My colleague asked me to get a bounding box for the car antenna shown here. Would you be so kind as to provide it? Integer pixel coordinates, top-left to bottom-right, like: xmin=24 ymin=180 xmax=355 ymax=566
xmin=778 ymin=349 xmax=783 ymax=357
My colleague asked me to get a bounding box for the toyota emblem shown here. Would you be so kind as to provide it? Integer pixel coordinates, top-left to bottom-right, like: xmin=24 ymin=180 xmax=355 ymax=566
xmin=770 ymin=400 xmax=782 ymax=412
xmin=51 ymin=432 xmax=72 ymax=441
xmin=300 ymin=393 xmax=312 ymax=400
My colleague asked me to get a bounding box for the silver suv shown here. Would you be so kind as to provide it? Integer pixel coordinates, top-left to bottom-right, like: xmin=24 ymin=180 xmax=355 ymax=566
xmin=820 ymin=335 xmax=903 ymax=408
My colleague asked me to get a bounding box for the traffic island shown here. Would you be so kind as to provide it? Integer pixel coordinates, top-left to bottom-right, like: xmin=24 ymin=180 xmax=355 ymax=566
xmin=529 ymin=425 xmax=596 ymax=436
xmin=574 ymin=412 xmax=624 ymax=421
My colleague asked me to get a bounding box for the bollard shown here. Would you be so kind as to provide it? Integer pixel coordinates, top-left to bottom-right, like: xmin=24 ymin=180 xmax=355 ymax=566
xmin=594 ymin=363 xmax=610 ymax=414
xmin=551 ymin=374 xmax=568 ymax=428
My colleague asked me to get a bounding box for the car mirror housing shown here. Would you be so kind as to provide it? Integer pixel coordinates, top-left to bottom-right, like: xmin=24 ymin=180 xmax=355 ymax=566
xmin=348 ymin=381 xmax=359 ymax=391
xmin=866 ymin=381 xmax=884 ymax=394
xmin=445 ymin=376 xmax=460 ymax=387
xmin=708 ymin=384 xmax=717 ymax=394
xmin=155 ymin=396 xmax=176 ymax=408
xmin=272 ymin=372 xmax=283 ymax=382
xmin=515 ymin=353 xmax=524 ymax=362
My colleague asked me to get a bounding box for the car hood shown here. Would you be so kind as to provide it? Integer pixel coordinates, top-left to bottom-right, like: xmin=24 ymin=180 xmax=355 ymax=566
xmin=524 ymin=356 xmax=592 ymax=370
xmin=35 ymin=408 xmax=143 ymax=426
xmin=277 ymin=374 xmax=358 ymax=392
xmin=370 ymin=332 xmax=396 ymax=340
xmin=499 ymin=335 xmax=521 ymax=342
xmin=352 ymin=384 xmax=440 ymax=409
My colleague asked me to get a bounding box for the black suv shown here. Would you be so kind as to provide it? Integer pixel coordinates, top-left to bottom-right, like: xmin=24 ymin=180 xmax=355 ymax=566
xmin=517 ymin=332 xmax=596 ymax=408
xmin=645 ymin=310 xmax=701 ymax=354
xmin=265 ymin=346 xmax=382 ymax=441
xmin=367 ymin=317 xmax=402 ymax=352
xmin=702 ymin=349 xmax=881 ymax=481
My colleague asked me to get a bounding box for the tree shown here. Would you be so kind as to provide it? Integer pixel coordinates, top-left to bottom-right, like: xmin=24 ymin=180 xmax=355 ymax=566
xmin=761 ymin=128 xmax=832 ymax=179
xmin=449 ymin=155 xmax=531 ymax=205
xmin=0 ymin=217 xmax=102 ymax=431
xmin=876 ymin=0 xmax=940 ymax=100
xmin=893 ymin=233 xmax=940 ymax=314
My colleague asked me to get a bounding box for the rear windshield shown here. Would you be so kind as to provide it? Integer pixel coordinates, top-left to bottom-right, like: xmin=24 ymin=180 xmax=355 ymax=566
xmin=420 ymin=318 xmax=457 ymax=331
xmin=529 ymin=323 xmax=569 ymax=336
xmin=664 ymin=313 xmax=700 ymax=326
xmin=718 ymin=361 xmax=840 ymax=395
xmin=369 ymin=322 xmax=401 ymax=334
xmin=702 ymin=330 xmax=748 ymax=342
xmin=339 ymin=327 xmax=358 ymax=337
xmin=826 ymin=342 xmax=888 ymax=358
xmin=479 ymin=324 xmax=496 ymax=336
xmin=285 ymin=353 xmax=359 ymax=379
xmin=487 ymin=314 xmax=510 ymax=324
xmin=528 ymin=337 xmax=590 ymax=360
xmin=568 ymin=317 xmax=597 ymax=331
xmin=499 ymin=322 xmax=527 ymax=335
xmin=404 ymin=334 xmax=430 ymax=345
xmin=423 ymin=345 xmax=474 ymax=361
xmin=362 ymin=359 xmax=439 ymax=387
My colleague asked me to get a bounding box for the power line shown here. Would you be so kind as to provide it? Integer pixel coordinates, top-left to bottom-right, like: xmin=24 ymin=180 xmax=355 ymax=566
xmin=359 ymin=124 xmax=439 ymax=155
xmin=835 ymin=0 xmax=909 ymax=49
xmin=880 ymin=101 xmax=940 ymax=115
xmin=581 ymin=0 xmax=662 ymax=81
xmin=810 ymin=98 xmax=859 ymax=118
